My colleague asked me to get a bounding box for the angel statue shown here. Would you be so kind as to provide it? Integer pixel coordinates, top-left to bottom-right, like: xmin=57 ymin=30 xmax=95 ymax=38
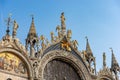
xmin=67 ymin=29 xmax=72 ymax=40
xmin=40 ymin=35 xmax=46 ymax=50
xmin=12 ymin=20 xmax=19 ymax=38
xmin=56 ymin=25 xmax=61 ymax=39
xmin=72 ymin=40 xmax=79 ymax=50
xmin=50 ymin=32 xmax=55 ymax=43
xmin=45 ymin=38 xmax=50 ymax=47
xmin=40 ymin=35 xmax=45 ymax=41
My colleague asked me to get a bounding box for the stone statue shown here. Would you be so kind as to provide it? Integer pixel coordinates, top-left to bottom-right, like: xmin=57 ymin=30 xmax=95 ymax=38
xmin=55 ymin=36 xmax=59 ymax=42
xmin=61 ymin=12 xmax=66 ymax=36
xmin=72 ymin=40 xmax=79 ymax=50
xmin=40 ymin=35 xmax=45 ymax=41
xmin=40 ymin=35 xmax=46 ymax=50
xmin=50 ymin=32 xmax=54 ymax=43
xmin=41 ymin=41 xmax=46 ymax=50
xmin=56 ymin=25 xmax=61 ymax=39
xmin=82 ymin=50 xmax=87 ymax=60
xmin=33 ymin=61 xmax=39 ymax=79
xmin=45 ymin=38 xmax=50 ymax=47
xmin=67 ymin=29 xmax=72 ymax=40
xmin=61 ymin=12 xmax=65 ymax=26
xmin=12 ymin=20 xmax=19 ymax=38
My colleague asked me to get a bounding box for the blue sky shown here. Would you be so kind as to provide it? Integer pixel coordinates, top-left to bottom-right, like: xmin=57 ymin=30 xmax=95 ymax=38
xmin=0 ymin=0 xmax=120 ymax=72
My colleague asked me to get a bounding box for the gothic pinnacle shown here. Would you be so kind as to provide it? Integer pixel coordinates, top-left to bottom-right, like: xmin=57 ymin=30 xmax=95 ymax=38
xmin=110 ymin=48 xmax=120 ymax=80
xmin=103 ymin=52 xmax=106 ymax=68
xmin=26 ymin=16 xmax=38 ymax=59
xmin=110 ymin=48 xmax=119 ymax=69
xmin=85 ymin=36 xmax=93 ymax=56
xmin=28 ymin=15 xmax=37 ymax=39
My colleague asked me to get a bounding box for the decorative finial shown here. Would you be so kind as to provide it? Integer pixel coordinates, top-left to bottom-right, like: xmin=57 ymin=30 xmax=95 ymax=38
xmin=85 ymin=36 xmax=88 ymax=42
xmin=56 ymin=25 xmax=61 ymax=32
xmin=40 ymin=35 xmax=45 ymax=41
xmin=5 ymin=13 xmax=12 ymax=35
xmin=27 ymin=14 xmax=37 ymax=39
xmin=110 ymin=47 xmax=113 ymax=53
xmin=31 ymin=14 xmax=34 ymax=22
xmin=85 ymin=36 xmax=93 ymax=56
xmin=110 ymin=47 xmax=120 ymax=80
xmin=103 ymin=52 xmax=106 ymax=68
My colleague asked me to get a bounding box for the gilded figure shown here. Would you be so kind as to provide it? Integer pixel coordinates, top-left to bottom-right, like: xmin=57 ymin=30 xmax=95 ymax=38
xmin=61 ymin=40 xmax=71 ymax=51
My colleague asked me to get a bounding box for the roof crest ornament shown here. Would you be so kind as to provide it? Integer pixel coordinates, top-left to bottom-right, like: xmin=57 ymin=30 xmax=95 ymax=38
xmin=5 ymin=13 xmax=12 ymax=36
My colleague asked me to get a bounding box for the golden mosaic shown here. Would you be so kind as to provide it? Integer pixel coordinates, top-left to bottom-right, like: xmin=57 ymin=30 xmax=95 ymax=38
xmin=0 ymin=52 xmax=27 ymax=75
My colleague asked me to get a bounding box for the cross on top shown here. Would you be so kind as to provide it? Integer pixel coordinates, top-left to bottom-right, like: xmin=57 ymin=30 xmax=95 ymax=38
xmin=30 ymin=14 xmax=34 ymax=21
xmin=5 ymin=13 xmax=13 ymax=35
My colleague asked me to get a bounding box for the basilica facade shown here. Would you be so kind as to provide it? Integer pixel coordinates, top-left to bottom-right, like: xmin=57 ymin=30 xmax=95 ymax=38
xmin=0 ymin=13 xmax=119 ymax=80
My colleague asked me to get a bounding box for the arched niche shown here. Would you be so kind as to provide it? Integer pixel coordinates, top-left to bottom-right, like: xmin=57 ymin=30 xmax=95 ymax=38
xmin=38 ymin=50 xmax=91 ymax=80
xmin=0 ymin=48 xmax=33 ymax=80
